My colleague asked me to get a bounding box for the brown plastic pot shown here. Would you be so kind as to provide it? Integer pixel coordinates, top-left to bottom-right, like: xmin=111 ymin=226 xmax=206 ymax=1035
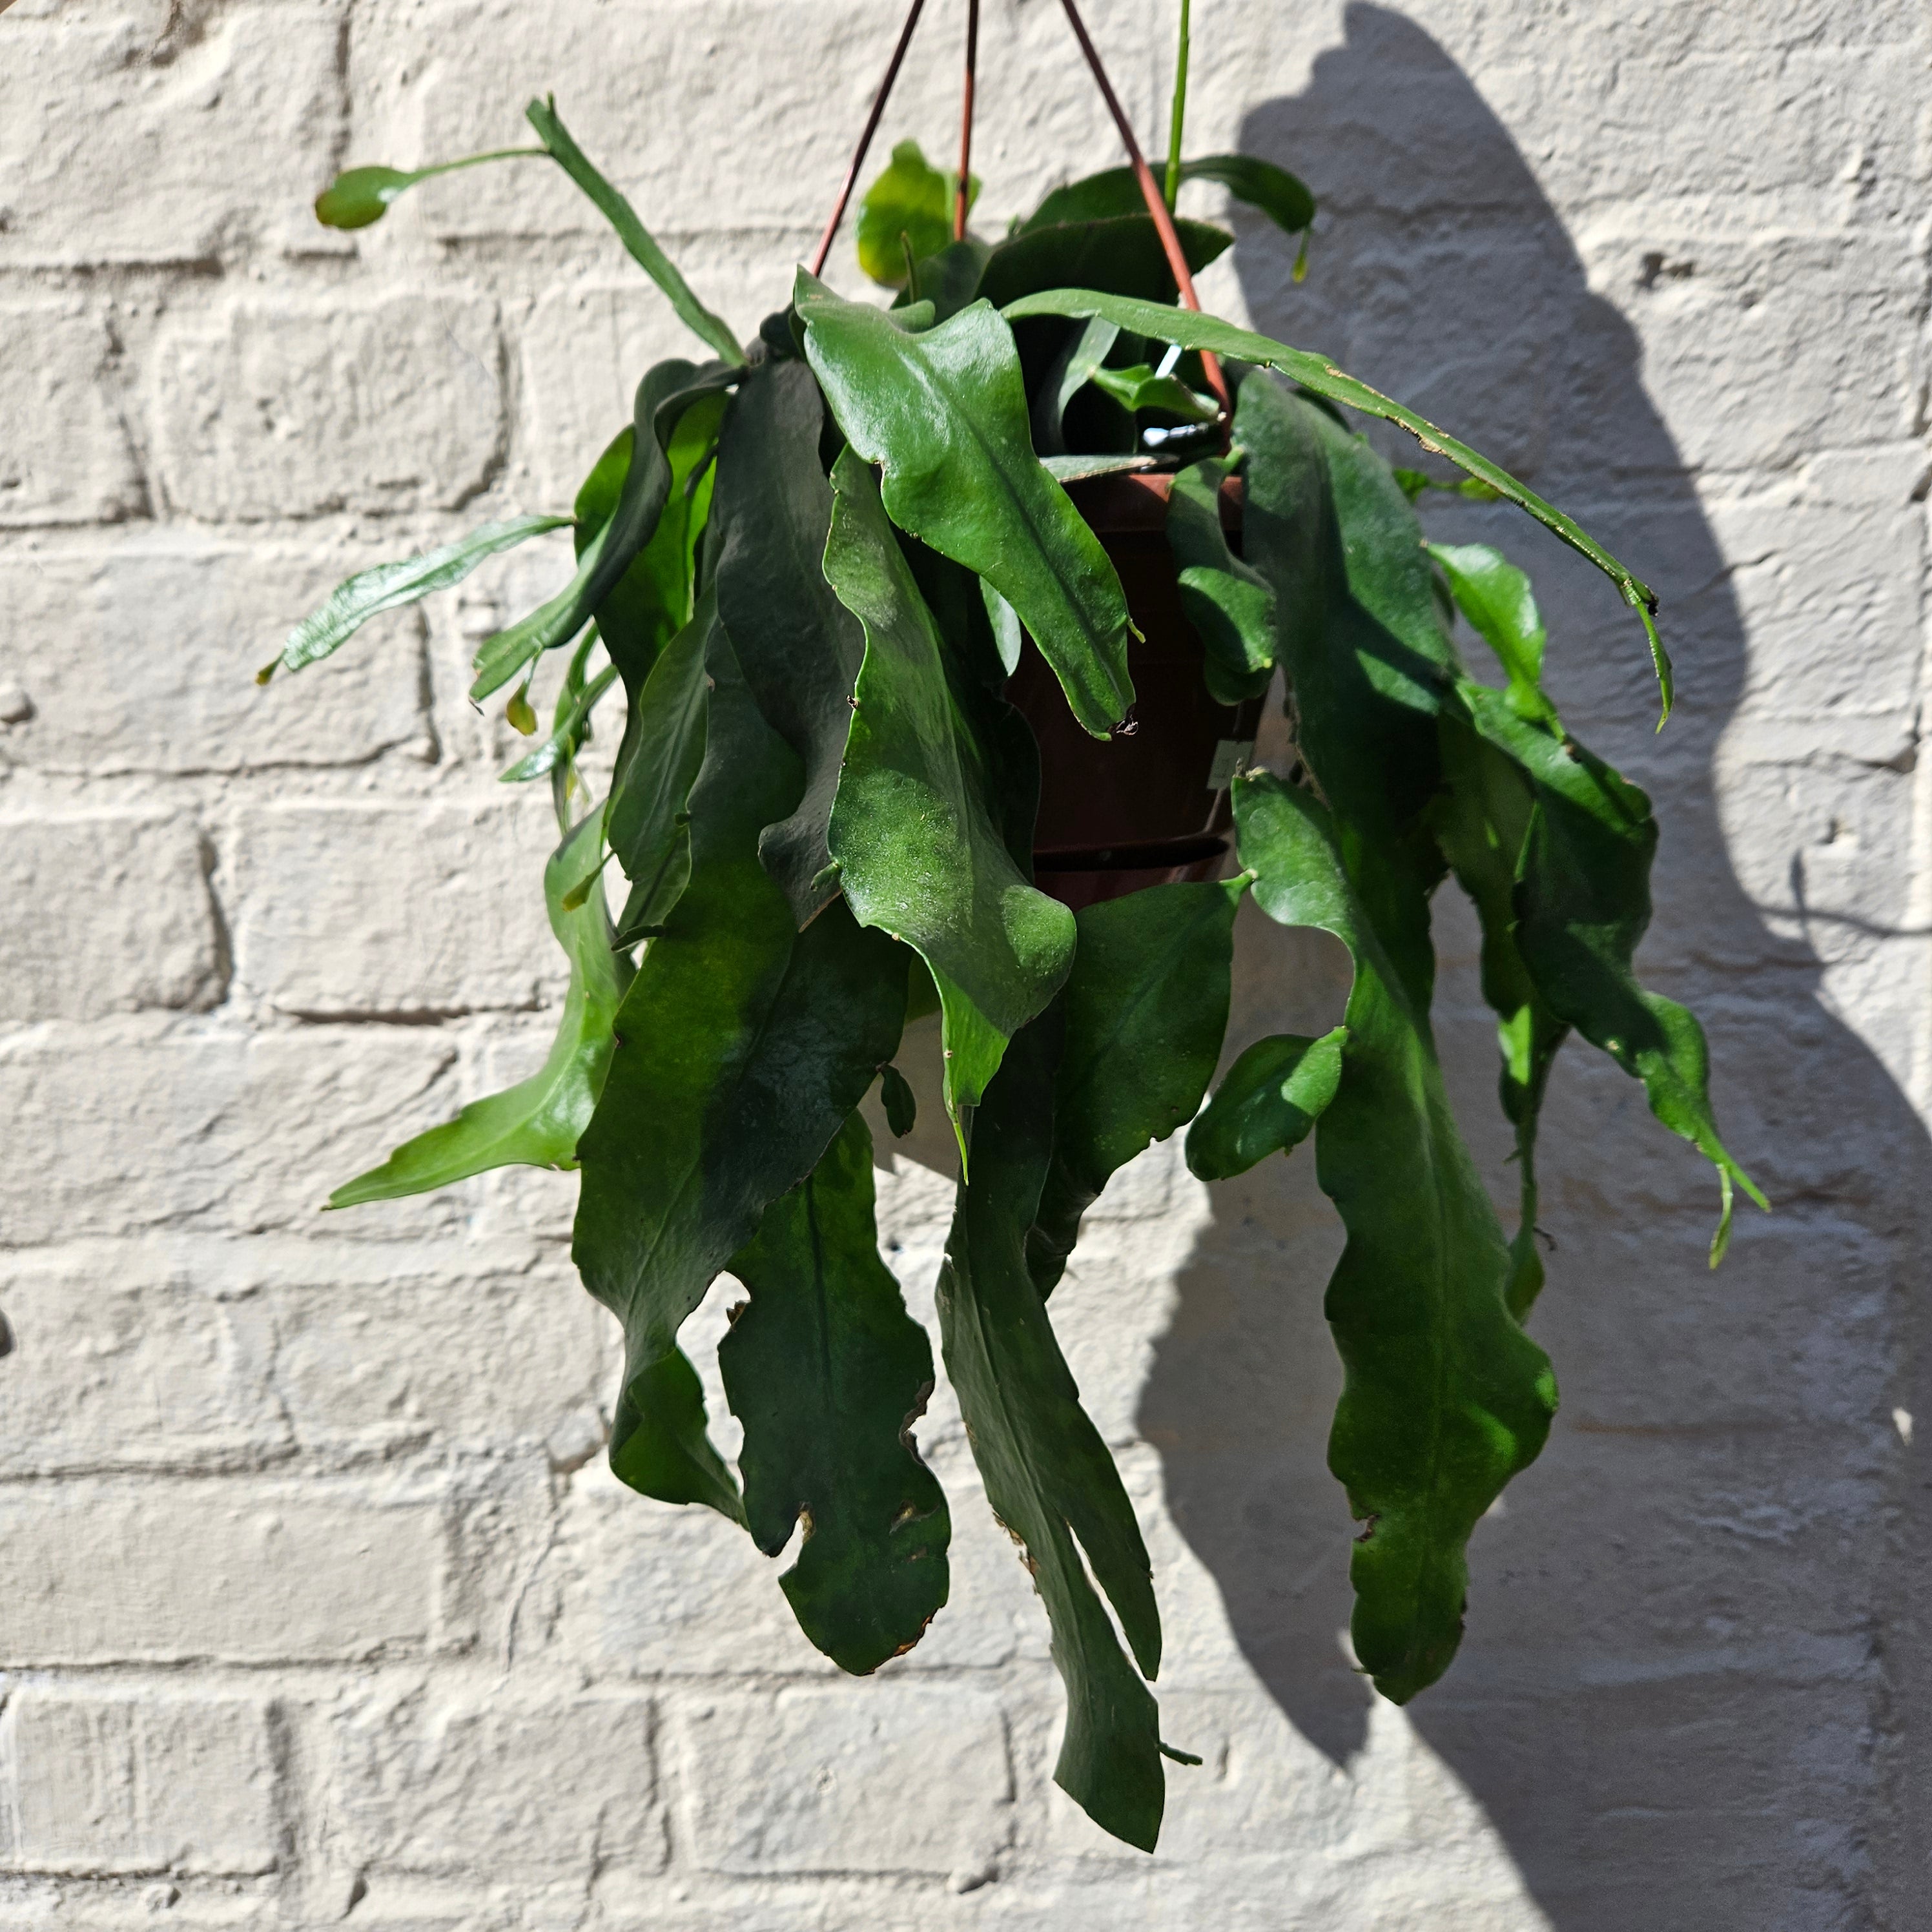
xmin=1006 ymin=469 xmax=1265 ymax=914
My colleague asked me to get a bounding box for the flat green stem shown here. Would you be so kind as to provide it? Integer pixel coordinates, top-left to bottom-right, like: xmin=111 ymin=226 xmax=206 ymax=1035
xmin=420 ymin=146 xmax=552 ymax=182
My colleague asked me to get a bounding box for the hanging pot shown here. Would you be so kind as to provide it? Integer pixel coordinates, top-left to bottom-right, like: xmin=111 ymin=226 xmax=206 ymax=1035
xmin=1006 ymin=468 xmax=1266 ymax=914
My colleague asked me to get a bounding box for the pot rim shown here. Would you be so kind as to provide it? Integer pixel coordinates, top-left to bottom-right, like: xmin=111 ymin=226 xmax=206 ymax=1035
xmin=1061 ymin=468 xmax=1242 ymax=536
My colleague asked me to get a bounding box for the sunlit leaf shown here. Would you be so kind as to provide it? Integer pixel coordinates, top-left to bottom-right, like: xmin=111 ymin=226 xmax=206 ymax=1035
xmin=1186 ymin=1027 xmax=1347 ymax=1181
xmin=525 ymin=96 xmax=743 ymax=366
xmin=1393 ymin=467 xmax=1503 ymax=505
xmin=1000 ymin=289 xmax=1671 ymax=719
xmin=1235 ymin=372 xmax=1453 ymax=1000
xmin=1088 ymin=362 xmax=1218 ymax=422
xmin=327 ymin=808 xmax=629 ymax=1206
xmin=721 ymin=1111 xmax=950 ymax=1673
xmin=1037 ymin=454 xmax=1158 ymax=482
xmin=980 ymin=579 xmax=1024 ymax=675
xmin=258 ymin=514 xmax=569 ymax=683
xmin=796 ymin=271 xmax=1135 ymax=738
xmin=823 ymin=449 xmax=1076 ymax=1135
xmin=935 ymin=1007 xmax=1165 ymax=1851
xmin=1026 ymin=879 xmax=1242 ymax=1294
xmin=1428 ymin=542 xmax=1556 ymax=723
xmin=1023 ymin=153 xmax=1315 ymax=239
xmin=471 ymin=359 xmax=736 ymax=701
xmin=1233 ymin=770 xmax=1557 ymax=1705
xmin=573 ymin=628 xmax=905 ymax=1514
xmin=858 ymin=139 xmax=978 ymax=289
xmin=1454 ymin=683 xmax=1767 ymax=1263
xmin=1166 ymin=457 xmax=1276 ymax=704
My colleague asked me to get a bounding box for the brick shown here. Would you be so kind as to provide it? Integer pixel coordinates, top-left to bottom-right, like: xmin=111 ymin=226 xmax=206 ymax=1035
xmin=0 ymin=303 xmax=144 ymax=526
xmin=0 ymin=1271 xmax=285 ymax=1477
xmin=0 ymin=535 xmax=427 ymax=777
xmin=519 ymin=283 xmax=718 ymax=506
xmin=329 ymin=1690 xmax=663 ymax=1876
xmin=260 ymin=1266 xmax=606 ymax=1453
xmin=1711 ymin=448 xmax=1926 ymax=745
xmin=529 ymin=1462 xmax=845 ymax=1683
xmin=673 ymin=1685 xmax=1012 ymax=1876
xmin=509 ymin=248 xmax=791 ymax=501
xmin=0 ymin=1257 xmax=602 ymax=1475
xmin=0 ymin=1690 xmax=277 ymax=1876
xmin=1594 ymin=230 xmax=1921 ymax=472
xmin=228 ymin=801 xmax=560 ymax=1016
xmin=0 ymin=1481 xmax=439 ymax=1663
xmin=0 ymin=814 xmax=221 ymax=1022
xmin=0 ymin=1031 xmax=465 ymax=1244
xmin=0 ymin=5 xmax=346 ymax=268
xmin=152 ymin=296 xmax=504 ymax=522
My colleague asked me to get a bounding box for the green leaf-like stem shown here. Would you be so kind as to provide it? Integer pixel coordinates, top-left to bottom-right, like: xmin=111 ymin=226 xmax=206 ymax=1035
xmin=936 ymin=1009 xmax=1166 ymax=1851
xmin=823 ymin=449 xmax=1076 ymax=1137
xmin=1026 ymin=880 xmax=1242 ymax=1295
xmin=500 ymin=664 xmax=619 ymax=783
xmin=261 ymin=514 xmax=570 ymax=683
xmin=1166 ymin=457 xmax=1277 ymax=704
xmin=1234 ymin=771 xmax=1558 ymax=1704
xmin=1455 ymin=684 xmax=1767 ymax=1262
xmin=573 ymin=630 xmax=905 ymax=1511
xmin=525 ymin=96 xmax=743 ymax=366
xmin=1031 ymin=316 xmax=1120 ymax=458
xmin=1002 ymin=289 xmax=1672 ymax=719
xmin=471 ymin=360 xmax=736 ymax=701
xmin=327 ymin=808 xmax=628 ymax=1206
xmin=721 ymin=1112 xmax=950 ymax=1673
xmin=1088 ymin=363 xmax=1219 ymax=422
xmin=313 ymin=149 xmax=548 ymax=230
xmin=709 ymin=358 xmax=868 ymax=925
xmin=606 ymin=591 xmax=715 ymax=943
xmin=1428 ymin=542 xmax=1556 ymax=725
xmin=1186 ymin=1027 xmax=1348 ymax=1182
xmin=796 ymin=271 xmax=1136 ymax=738
xmin=1025 ymin=154 xmax=1315 ymax=240
xmin=858 ymin=139 xmax=979 ymax=289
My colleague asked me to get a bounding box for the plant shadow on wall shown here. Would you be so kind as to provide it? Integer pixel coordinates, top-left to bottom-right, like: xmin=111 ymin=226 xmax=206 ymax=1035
xmin=1142 ymin=8 xmax=1928 ymax=1924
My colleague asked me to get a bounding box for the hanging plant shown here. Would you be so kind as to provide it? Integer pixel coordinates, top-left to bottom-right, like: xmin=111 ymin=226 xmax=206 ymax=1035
xmin=262 ymin=0 xmax=1762 ymax=1853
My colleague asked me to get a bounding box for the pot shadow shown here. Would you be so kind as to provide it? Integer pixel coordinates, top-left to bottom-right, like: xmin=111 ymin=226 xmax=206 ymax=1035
xmin=1140 ymin=7 xmax=1929 ymax=1925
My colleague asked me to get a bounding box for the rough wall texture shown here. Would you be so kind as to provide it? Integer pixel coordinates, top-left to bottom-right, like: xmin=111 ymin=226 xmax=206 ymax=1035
xmin=1 ymin=1 xmax=1927 ymax=1926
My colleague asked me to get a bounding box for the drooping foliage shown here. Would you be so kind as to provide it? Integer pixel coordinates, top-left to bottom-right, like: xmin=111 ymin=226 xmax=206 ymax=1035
xmin=268 ymin=88 xmax=1758 ymax=1851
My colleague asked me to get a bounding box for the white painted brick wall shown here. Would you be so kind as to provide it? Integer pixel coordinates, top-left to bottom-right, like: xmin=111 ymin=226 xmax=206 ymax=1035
xmin=1 ymin=1 xmax=1926 ymax=1926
